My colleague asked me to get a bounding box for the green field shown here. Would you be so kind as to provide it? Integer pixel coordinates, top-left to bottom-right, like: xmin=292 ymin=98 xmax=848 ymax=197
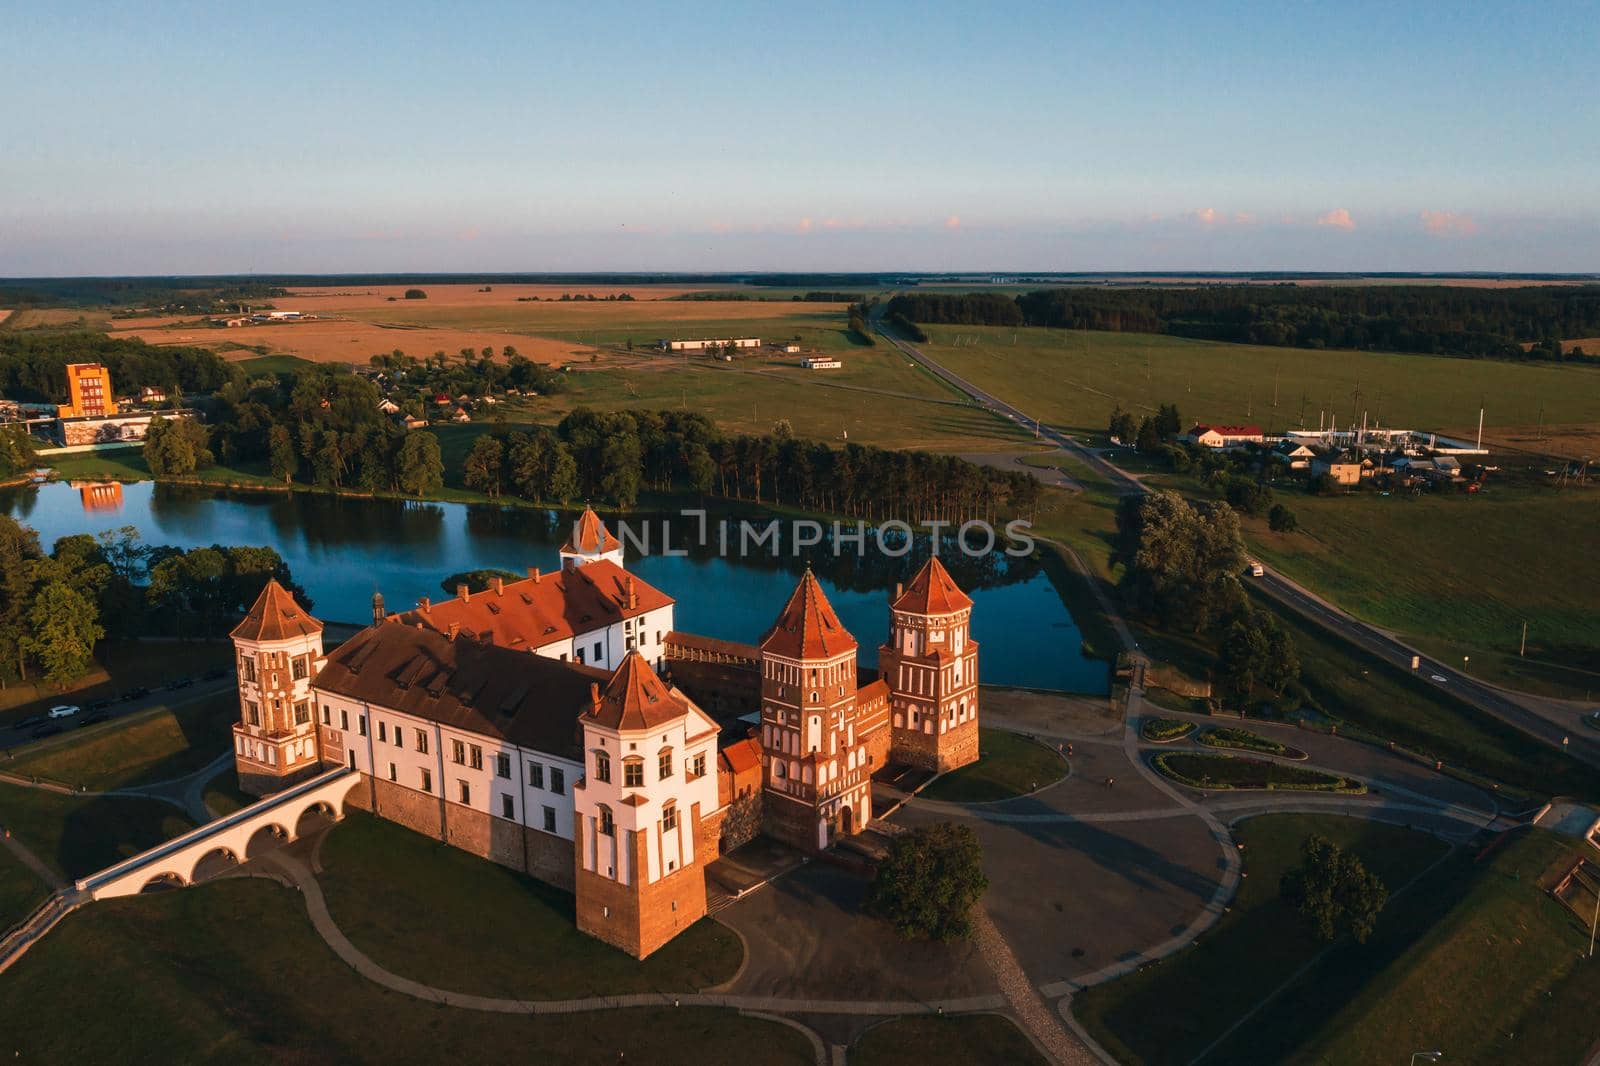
xmin=1289 ymin=830 xmax=1600 ymax=1066
xmin=3 ymin=877 xmax=813 ymax=1065
xmin=8 ymin=690 xmax=236 ymax=790
xmin=0 ymin=846 xmax=49 ymax=930
xmin=852 ymin=1014 xmax=1047 ymax=1065
xmin=919 ymin=325 xmax=1600 ymax=439
xmin=1073 ymin=814 xmax=1450 ymax=1065
xmin=319 ymin=811 xmax=742 ymax=998
xmin=0 ymin=781 xmax=191 ymax=880
xmin=918 ymin=728 xmax=1067 ymax=802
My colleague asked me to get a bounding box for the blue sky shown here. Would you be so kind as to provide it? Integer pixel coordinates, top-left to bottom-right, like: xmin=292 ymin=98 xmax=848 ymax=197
xmin=2 ymin=0 xmax=1596 ymax=274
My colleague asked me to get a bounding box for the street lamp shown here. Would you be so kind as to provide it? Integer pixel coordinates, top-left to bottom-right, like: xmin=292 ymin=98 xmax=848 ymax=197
xmin=1411 ymin=1053 xmax=1443 ymax=1065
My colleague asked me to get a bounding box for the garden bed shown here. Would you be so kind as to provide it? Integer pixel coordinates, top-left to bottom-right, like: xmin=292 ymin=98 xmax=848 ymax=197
xmin=1198 ymin=726 xmax=1308 ymax=760
xmin=1151 ymin=752 xmax=1363 ymax=793
xmin=1140 ymin=717 xmax=1196 ymax=743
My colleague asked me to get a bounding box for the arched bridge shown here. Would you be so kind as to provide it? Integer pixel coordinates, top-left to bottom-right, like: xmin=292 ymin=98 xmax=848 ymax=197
xmin=75 ymin=767 xmax=361 ymax=900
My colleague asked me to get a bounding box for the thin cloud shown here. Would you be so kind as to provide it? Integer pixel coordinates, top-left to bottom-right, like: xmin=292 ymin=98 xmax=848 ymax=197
xmin=944 ymin=215 xmax=961 ymax=229
xmin=1419 ymin=210 xmax=1478 ymax=237
xmin=1316 ymin=208 xmax=1355 ymax=231
xmin=1191 ymin=207 xmax=1220 ymax=226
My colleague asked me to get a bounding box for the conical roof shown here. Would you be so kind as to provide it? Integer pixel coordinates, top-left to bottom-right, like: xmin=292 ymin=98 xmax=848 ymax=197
xmin=892 ymin=556 xmax=973 ymax=615
xmin=231 ymin=579 xmax=322 ymax=642
xmin=760 ymin=569 xmax=856 ymax=659
xmin=586 ymin=650 xmax=685 ymax=731
xmin=562 ymin=505 xmax=620 ymax=556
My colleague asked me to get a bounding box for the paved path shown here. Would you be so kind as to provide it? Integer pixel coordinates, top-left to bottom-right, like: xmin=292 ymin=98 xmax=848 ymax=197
xmin=0 ymin=832 xmax=65 ymax=893
xmin=0 ymin=749 xmax=232 ymax=825
xmin=971 ymin=906 xmax=1100 ymax=1065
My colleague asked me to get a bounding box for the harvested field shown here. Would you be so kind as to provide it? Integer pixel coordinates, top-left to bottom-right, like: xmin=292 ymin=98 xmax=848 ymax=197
xmin=1446 ymin=422 xmax=1600 ymax=460
xmin=112 ymin=320 xmax=595 ymax=366
xmin=0 ymin=309 xmax=11 ymax=325
xmin=278 ymin=283 xmax=728 ymax=309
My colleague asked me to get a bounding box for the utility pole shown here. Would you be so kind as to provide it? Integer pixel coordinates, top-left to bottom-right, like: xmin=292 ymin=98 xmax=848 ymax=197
xmin=1521 ymin=621 xmax=1528 ymax=658
xmin=1272 ymin=364 xmax=1280 ymax=408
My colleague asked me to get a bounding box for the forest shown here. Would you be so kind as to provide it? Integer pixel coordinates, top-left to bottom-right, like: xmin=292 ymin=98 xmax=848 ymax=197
xmin=0 ymin=333 xmax=238 ymax=401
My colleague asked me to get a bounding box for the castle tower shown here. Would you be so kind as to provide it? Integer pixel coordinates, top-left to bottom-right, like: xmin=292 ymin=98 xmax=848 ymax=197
xmin=231 ymin=579 xmax=327 ymax=795
xmin=757 ymin=569 xmax=874 ymax=852
xmin=560 ymin=505 xmax=624 ymax=570
xmin=573 ymin=652 xmax=722 ymax=959
xmin=880 ymin=556 xmax=980 ymax=772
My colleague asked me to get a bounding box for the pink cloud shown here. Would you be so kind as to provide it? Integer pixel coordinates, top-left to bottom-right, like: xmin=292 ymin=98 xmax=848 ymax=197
xmin=944 ymin=215 xmax=961 ymax=230
xmin=1419 ymin=210 xmax=1478 ymax=237
xmin=1316 ymin=208 xmax=1355 ymax=231
xmin=796 ymin=217 xmax=814 ymax=233
xmin=1191 ymin=207 xmax=1220 ymax=226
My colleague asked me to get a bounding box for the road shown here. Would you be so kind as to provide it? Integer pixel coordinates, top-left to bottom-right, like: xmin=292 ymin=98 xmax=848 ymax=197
xmin=0 ymin=673 xmax=235 ymax=754
xmin=876 ymin=321 xmax=1600 ymax=772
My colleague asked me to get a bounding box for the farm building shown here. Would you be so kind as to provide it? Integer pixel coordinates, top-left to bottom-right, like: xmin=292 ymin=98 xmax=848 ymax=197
xmin=661 ymin=337 xmax=762 ymax=352
xmin=1184 ymin=423 xmax=1264 ymax=448
xmin=800 ymin=357 xmax=843 ymax=370
xmin=1311 ymin=457 xmax=1362 ymax=486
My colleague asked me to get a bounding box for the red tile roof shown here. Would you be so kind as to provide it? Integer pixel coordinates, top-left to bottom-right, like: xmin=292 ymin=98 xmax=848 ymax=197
xmin=718 ymin=736 xmax=763 ymax=776
xmin=563 ymin=506 xmax=620 ymax=556
xmin=231 ymin=579 xmax=323 ymax=642
xmin=585 ymin=650 xmax=688 ymax=731
xmin=759 ymin=569 xmax=856 ymax=660
xmin=1189 ymin=424 xmax=1263 ymax=437
xmin=892 ymin=556 xmax=972 ymax=616
xmin=392 ymin=560 xmax=671 ymax=651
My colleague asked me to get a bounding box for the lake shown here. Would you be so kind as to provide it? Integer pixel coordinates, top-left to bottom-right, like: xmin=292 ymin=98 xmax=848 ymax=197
xmin=0 ymin=480 xmax=1108 ymax=694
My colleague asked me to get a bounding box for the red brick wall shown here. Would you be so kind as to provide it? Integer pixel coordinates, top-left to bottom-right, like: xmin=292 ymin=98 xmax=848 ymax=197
xmin=575 ymin=822 xmax=711 ymax=959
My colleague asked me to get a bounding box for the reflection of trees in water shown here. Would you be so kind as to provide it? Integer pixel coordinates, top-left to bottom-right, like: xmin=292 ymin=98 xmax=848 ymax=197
xmin=462 ymin=502 xmax=563 ymax=548
xmin=0 ymin=483 xmax=39 ymax=521
xmin=280 ymin=493 xmax=449 ymax=552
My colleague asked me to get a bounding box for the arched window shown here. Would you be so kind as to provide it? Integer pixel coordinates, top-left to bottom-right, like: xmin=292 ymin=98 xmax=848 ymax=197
xmin=662 ymin=803 xmax=678 ymax=831
xmin=623 ymin=756 xmax=644 ymax=788
xmin=594 ymin=749 xmax=611 ymax=784
xmin=773 ymin=760 xmax=786 ymax=779
xmin=658 ymin=747 xmax=673 ymax=780
xmin=597 ymin=804 xmax=614 ymax=837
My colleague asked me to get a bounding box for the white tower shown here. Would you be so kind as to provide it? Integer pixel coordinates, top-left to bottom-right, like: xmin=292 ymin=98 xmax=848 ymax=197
xmin=230 ymin=579 xmax=327 ymax=795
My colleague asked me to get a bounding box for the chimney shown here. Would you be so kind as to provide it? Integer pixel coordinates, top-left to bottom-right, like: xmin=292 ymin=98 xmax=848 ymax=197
xmin=457 ymin=583 xmax=470 ymax=603
xmin=626 ymin=575 xmax=638 ymax=610
xmin=419 ymin=596 xmax=431 ymax=612
xmin=588 ymin=681 xmax=602 ymax=714
xmin=894 ymin=582 xmax=903 ymax=601
xmin=447 ymin=622 xmax=460 ymax=640
xmin=492 ymin=577 xmax=504 ymax=595
xmin=371 ymin=591 xmax=386 ymax=626
xmin=528 ymin=566 xmax=541 ymax=584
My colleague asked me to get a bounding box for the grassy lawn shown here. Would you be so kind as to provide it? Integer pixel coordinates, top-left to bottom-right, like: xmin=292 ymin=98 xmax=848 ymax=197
xmin=0 ymin=639 xmax=233 ymax=719
xmin=0 ymin=845 xmax=50 ymax=930
xmin=235 ymin=353 xmax=319 ymax=375
xmin=3 ymin=877 xmax=814 ymax=1065
xmin=202 ymin=767 xmax=255 ymax=817
xmin=1151 ymin=752 xmax=1361 ymax=793
xmin=318 ymin=811 xmax=742 ymax=998
xmin=7 ymin=690 xmax=236 ymax=790
xmin=1144 ymin=688 xmax=1204 ymax=715
xmin=1073 ymin=814 xmax=1450 ymax=1066
xmin=0 ymin=781 xmax=192 ymax=880
xmin=852 ymin=1014 xmax=1048 ymax=1066
xmin=918 ymin=728 xmax=1067 ymax=803
xmin=1287 ymin=829 xmax=1600 ymax=1066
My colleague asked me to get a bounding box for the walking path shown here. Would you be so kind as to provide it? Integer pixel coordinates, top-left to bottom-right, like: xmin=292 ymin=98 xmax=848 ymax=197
xmin=0 ymin=749 xmax=231 ymax=824
xmin=971 ymin=906 xmax=1100 ymax=1064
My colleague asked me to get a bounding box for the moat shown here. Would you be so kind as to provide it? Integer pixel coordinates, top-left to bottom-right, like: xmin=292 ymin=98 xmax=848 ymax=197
xmin=0 ymin=479 xmax=1107 ymax=693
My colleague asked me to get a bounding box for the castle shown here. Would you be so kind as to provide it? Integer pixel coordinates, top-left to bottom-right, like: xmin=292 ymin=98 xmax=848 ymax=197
xmin=230 ymin=507 xmax=980 ymax=958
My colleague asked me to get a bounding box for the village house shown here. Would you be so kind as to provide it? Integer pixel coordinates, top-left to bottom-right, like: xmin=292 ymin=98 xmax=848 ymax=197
xmin=1183 ymin=423 xmax=1264 ymax=449
xmin=1311 ymin=456 xmax=1362 ymax=486
xmin=229 ymin=507 xmax=981 ymax=958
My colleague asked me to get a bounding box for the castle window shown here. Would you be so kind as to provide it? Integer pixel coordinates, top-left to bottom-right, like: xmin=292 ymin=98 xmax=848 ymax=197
xmin=528 ymin=761 xmax=544 ymax=789
xmin=598 ymin=805 xmax=615 ymax=837
xmin=420 ymin=768 xmax=432 ymax=793
xmin=377 ymin=721 xmax=386 ymax=742
xmin=416 ymin=730 xmax=429 ymax=755
xmin=542 ymin=806 xmax=556 ymax=833
xmin=595 ymin=750 xmax=611 ymax=783
xmin=496 ymin=753 xmax=511 ymax=779
xmin=690 ymin=753 xmax=707 ymax=779
xmin=501 ymin=794 xmax=514 ymax=819
xmin=662 ymin=803 xmax=678 ymax=831
xmin=551 ymin=768 xmax=565 ymax=795
xmin=452 ymin=739 xmax=466 ymax=765
xmin=623 ymin=757 xmax=644 ymax=788
xmin=388 ymin=762 xmax=397 ymax=782
xmin=294 ymin=701 xmax=310 ymax=726
xmin=322 ymin=704 xmax=330 ymax=725
xmin=291 ymin=657 xmax=307 ymax=681
xmin=773 ymin=761 xmax=786 ymax=780
xmin=358 ymin=714 xmax=368 ymax=737
xmin=340 ymin=709 xmax=349 ymax=731
xmin=658 ymin=748 xmax=673 ymax=780
xmin=246 ymin=700 xmax=260 ymax=726
xmin=458 ymin=781 xmax=471 ymax=804
xmin=241 ymin=657 xmax=256 ymax=682
xmin=469 ymin=745 xmax=483 ymax=771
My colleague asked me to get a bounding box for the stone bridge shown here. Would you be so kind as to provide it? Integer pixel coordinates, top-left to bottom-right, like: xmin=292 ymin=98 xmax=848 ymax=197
xmin=75 ymin=767 xmax=361 ymax=900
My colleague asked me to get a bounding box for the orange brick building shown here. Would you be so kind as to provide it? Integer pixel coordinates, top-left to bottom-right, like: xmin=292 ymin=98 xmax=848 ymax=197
xmin=57 ymin=362 xmax=118 ymax=418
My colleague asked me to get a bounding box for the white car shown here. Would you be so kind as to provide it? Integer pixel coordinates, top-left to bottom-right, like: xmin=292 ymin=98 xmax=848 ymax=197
xmin=47 ymin=704 xmax=81 ymax=719
xmin=1248 ymin=561 xmax=1265 ymax=578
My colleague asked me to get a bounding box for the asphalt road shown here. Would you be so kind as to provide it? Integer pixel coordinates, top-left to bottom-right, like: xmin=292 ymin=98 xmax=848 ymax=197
xmin=877 ymin=322 xmax=1600 ymax=771
xmin=0 ymin=674 xmax=235 ymax=754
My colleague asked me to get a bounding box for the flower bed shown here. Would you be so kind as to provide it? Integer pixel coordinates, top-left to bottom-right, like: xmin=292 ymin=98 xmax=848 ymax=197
xmin=1198 ymin=727 xmax=1308 ymax=761
xmin=1141 ymin=717 xmax=1196 ymax=743
xmin=1151 ymin=752 xmax=1364 ymax=793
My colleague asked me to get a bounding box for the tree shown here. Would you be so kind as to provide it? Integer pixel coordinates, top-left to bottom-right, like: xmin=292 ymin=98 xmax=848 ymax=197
xmin=1135 ymin=417 xmax=1161 ymax=454
xmin=1113 ymin=491 xmax=1247 ymax=633
xmin=396 ymin=431 xmax=444 ymax=497
xmin=462 ymin=435 xmax=505 ymax=498
xmin=268 ymin=424 xmax=298 ymax=483
xmin=1108 ymin=407 xmax=1137 ymax=446
xmin=865 ymin=822 xmax=988 ymax=941
xmin=1281 ymin=835 xmax=1388 ymax=943
xmin=404 ymin=288 xmax=428 ymax=300
xmin=1155 ymin=403 xmax=1183 ymax=442
xmin=23 ymin=580 xmax=104 ymax=686
xmin=1268 ymin=503 xmax=1299 ymax=533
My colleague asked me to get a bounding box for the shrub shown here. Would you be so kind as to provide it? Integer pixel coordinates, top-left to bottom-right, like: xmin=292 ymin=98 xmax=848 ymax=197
xmin=1142 ymin=717 xmax=1196 ymax=742
xmin=404 ymin=288 xmax=428 ymax=300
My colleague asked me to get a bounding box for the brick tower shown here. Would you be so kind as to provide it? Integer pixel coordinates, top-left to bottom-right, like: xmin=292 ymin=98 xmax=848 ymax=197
xmin=231 ymin=579 xmax=327 ymax=795
xmin=757 ymin=569 xmax=876 ymax=852
xmin=880 ymin=556 xmax=980 ymax=772
xmin=572 ymin=652 xmax=722 ymax=959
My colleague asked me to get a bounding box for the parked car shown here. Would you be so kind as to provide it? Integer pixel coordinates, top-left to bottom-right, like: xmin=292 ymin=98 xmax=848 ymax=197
xmin=1247 ymin=561 xmax=1266 ymax=578
xmin=87 ymin=698 xmax=113 ymax=711
xmin=202 ymin=667 xmax=229 ymax=681
xmin=121 ymin=686 xmax=151 ymax=701
xmin=82 ymin=712 xmax=109 ymax=725
xmin=166 ymin=676 xmax=194 ymax=691
xmin=47 ymin=704 xmax=81 ymax=719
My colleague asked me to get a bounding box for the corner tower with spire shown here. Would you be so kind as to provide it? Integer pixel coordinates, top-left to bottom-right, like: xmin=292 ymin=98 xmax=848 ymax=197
xmin=560 ymin=505 xmax=624 ymax=570
xmin=231 ymin=578 xmax=327 ymax=795
xmin=879 ymin=556 xmax=980 ymax=772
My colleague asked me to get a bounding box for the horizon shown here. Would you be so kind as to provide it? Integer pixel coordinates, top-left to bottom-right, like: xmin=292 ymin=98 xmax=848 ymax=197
xmin=3 ymin=1 xmax=1596 ymax=275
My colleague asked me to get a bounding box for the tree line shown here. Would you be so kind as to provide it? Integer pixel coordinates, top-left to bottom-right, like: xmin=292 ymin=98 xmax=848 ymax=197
xmin=0 ymin=333 xmax=237 ymax=404
xmin=0 ymin=517 xmax=304 ymax=687
xmin=888 ymin=285 xmax=1600 ymax=362
xmin=460 ymin=407 xmax=1045 ymax=522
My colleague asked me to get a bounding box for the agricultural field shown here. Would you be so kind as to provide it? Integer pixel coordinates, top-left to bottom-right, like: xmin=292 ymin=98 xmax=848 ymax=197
xmin=918 ymin=325 xmax=1600 ymax=456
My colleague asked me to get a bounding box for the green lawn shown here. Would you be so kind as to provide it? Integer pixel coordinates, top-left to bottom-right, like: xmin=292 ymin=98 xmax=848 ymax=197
xmin=852 ymin=1014 xmax=1048 ymax=1066
xmin=8 ymin=690 xmax=236 ymax=790
xmin=918 ymin=728 xmax=1067 ymax=802
xmin=1151 ymin=752 xmax=1361 ymax=793
xmin=1073 ymin=814 xmax=1450 ymax=1066
xmin=0 ymin=781 xmax=192 ymax=880
xmin=0 ymin=845 xmax=50 ymax=930
xmin=318 ymin=811 xmax=742 ymax=998
xmin=3 ymin=877 xmax=814 ymax=1065
xmin=0 ymin=638 xmax=232 ymax=718
xmin=1289 ymin=829 xmax=1600 ymax=1066
xmin=202 ymin=766 xmax=255 ymax=817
